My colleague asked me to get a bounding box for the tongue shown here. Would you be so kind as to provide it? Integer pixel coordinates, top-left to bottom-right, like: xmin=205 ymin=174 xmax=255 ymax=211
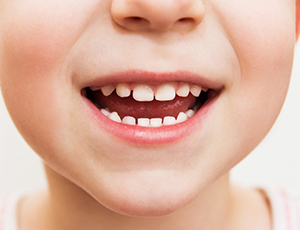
xmin=92 ymin=91 xmax=196 ymax=119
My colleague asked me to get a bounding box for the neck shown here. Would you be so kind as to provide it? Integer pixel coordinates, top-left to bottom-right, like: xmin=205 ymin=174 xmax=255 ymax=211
xmin=23 ymin=164 xmax=236 ymax=230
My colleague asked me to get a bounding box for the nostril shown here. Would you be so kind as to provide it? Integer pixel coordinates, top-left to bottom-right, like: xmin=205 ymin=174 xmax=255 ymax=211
xmin=129 ymin=17 xmax=143 ymax=22
xmin=177 ymin=17 xmax=196 ymax=27
xmin=124 ymin=16 xmax=148 ymax=23
xmin=178 ymin=18 xmax=195 ymax=23
xmin=122 ymin=17 xmax=151 ymax=29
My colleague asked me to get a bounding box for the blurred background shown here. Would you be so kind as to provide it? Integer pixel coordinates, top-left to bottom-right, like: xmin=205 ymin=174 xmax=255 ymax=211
xmin=1 ymin=45 xmax=300 ymax=199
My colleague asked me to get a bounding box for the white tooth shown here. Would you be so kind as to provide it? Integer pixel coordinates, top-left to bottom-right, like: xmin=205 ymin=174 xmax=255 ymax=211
xmin=176 ymin=83 xmax=190 ymax=97
xmin=101 ymin=85 xmax=115 ymax=96
xmin=150 ymin=118 xmax=162 ymax=127
xmin=108 ymin=112 xmax=121 ymax=122
xmin=163 ymin=116 xmax=176 ymax=125
xmin=177 ymin=112 xmax=188 ymax=123
xmin=100 ymin=108 xmax=110 ymax=117
xmin=133 ymin=85 xmax=154 ymax=102
xmin=155 ymin=84 xmax=176 ymax=101
xmin=122 ymin=116 xmax=136 ymax=125
xmin=116 ymin=83 xmax=131 ymax=98
xmin=90 ymin=86 xmax=101 ymax=91
xmin=202 ymin=87 xmax=208 ymax=92
xmin=185 ymin=109 xmax=195 ymax=118
xmin=137 ymin=118 xmax=150 ymax=127
xmin=190 ymin=85 xmax=201 ymax=97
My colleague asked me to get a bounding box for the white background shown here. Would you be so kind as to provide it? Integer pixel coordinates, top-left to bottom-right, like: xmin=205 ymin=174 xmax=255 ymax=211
xmin=0 ymin=45 xmax=300 ymax=199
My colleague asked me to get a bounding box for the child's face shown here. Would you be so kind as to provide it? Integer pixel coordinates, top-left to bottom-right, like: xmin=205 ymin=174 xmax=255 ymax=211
xmin=0 ymin=0 xmax=297 ymax=216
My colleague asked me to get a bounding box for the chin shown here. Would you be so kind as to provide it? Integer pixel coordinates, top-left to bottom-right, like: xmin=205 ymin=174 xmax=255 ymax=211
xmin=88 ymin=169 xmax=202 ymax=217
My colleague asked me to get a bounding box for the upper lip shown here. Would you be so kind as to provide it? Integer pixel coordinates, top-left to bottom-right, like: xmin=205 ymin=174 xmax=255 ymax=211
xmin=80 ymin=69 xmax=224 ymax=91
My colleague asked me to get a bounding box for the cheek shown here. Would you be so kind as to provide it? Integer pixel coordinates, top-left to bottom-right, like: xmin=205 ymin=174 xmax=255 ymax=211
xmin=210 ymin=0 xmax=295 ymax=154
xmin=0 ymin=0 xmax=97 ymax=73
xmin=213 ymin=0 xmax=295 ymax=78
xmin=235 ymin=3 xmax=295 ymax=136
xmin=0 ymin=1 xmax=96 ymax=156
xmin=214 ymin=0 xmax=295 ymax=72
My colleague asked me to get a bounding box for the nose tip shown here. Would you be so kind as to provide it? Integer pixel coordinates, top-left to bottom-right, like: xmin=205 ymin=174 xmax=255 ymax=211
xmin=111 ymin=0 xmax=205 ymax=32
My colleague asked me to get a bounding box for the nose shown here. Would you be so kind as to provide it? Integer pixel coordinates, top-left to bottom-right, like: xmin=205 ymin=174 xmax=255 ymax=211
xmin=111 ymin=0 xmax=205 ymax=32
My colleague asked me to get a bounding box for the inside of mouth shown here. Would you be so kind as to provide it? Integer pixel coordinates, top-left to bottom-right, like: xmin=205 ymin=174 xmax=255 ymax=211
xmin=84 ymin=86 xmax=212 ymax=126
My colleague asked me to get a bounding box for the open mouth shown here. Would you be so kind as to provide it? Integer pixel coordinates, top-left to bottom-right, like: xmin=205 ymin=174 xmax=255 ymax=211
xmin=83 ymin=81 xmax=216 ymax=127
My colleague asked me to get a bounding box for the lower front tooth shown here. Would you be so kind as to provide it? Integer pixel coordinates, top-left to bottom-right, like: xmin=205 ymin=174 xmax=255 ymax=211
xmin=150 ymin=118 xmax=162 ymax=127
xmin=177 ymin=112 xmax=188 ymax=123
xmin=138 ymin=118 xmax=150 ymax=127
xmin=101 ymin=108 xmax=110 ymax=116
xmin=185 ymin=109 xmax=195 ymax=118
xmin=122 ymin=116 xmax=136 ymax=125
xmin=108 ymin=112 xmax=121 ymax=122
xmin=163 ymin=116 xmax=176 ymax=125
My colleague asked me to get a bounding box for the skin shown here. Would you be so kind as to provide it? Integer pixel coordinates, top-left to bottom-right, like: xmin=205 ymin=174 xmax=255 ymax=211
xmin=0 ymin=0 xmax=300 ymax=229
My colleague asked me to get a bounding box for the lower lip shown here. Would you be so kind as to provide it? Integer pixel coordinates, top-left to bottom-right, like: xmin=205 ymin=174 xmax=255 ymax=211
xmin=82 ymin=95 xmax=218 ymax=145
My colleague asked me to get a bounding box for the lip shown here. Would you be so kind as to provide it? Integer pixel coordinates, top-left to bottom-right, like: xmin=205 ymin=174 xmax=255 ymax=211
xmin=80 ymin=70 xmax=222 ymax=145
xmin=81 ymin=69 xmax=224 ymax=90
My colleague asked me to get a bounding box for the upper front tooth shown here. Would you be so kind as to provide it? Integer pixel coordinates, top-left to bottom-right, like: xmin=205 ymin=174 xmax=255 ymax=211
xmin=116 ymin=83 xmax=131 ymax=98
xmin=190 ymin=85 xmax=201 ymax=97
xmin=90 ymin=86 xmax=101 ymax=91
xmin=176 ymin=83 xmax=190 ymax=97
xmin=101 ymin=85 xmax=115 ymax=96
xmin=133 ymin=85 xmax=154 ymax=102
xmin=155 ymin=84 xmax=176 ymax=101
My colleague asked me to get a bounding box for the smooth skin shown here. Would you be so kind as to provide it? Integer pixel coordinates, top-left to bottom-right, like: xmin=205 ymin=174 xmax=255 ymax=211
xmin=0 ymin=0 xmax=300 ymax=229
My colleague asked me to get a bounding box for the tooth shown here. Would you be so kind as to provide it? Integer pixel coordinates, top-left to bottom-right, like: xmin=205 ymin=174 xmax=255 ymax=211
xmin=122 ymin=116 xmax=136 ymax=125
xmin=150 ymin=118 xmax=162 ymax=127
xmin=176 ymin=83 xmax=190 ymax=97
xmin=155 ymin=84 xmax=176 ymax=101
xmin=202 ymin=87 xmax=208 ymax=92
xmin=185 ymin=109 xmax=195 ymax=118
xmin=190 ymin=85 xmax=201 ymax=97
xmin=137 ymin=118 xmax=150 ymax=127
xmin=100 ymin=108 xmax=110 ymax=116
xmin=101 ymin=85 xmax=115 ymax=96
xmin=163 ymin=116 xmax=176 ymax=125
xmin=116 ymin=83 xmax=131 ymax=98
xmin=133 ymin=85 xmax=154 ymax=102
xmin=90 ymin=86 xmax=101 ymax=91
xmin=108 ymin=112 xmax=121 ymax=122
xmin=177 ymin=112 xmax=188 ymax=123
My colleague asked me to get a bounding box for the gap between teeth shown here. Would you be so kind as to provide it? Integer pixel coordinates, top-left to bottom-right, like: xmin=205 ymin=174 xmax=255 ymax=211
xmin=90 ymin=82 xmax=208 ymax=102
xmin=101 ymin=108 xmax=196 ymax=127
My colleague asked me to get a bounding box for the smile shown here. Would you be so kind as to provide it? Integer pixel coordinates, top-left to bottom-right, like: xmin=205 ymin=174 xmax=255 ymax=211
xmin=81 ymin=70 xmax=222 ymax=144
xmin=86 ymin=82 xmax=210 ymax=127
